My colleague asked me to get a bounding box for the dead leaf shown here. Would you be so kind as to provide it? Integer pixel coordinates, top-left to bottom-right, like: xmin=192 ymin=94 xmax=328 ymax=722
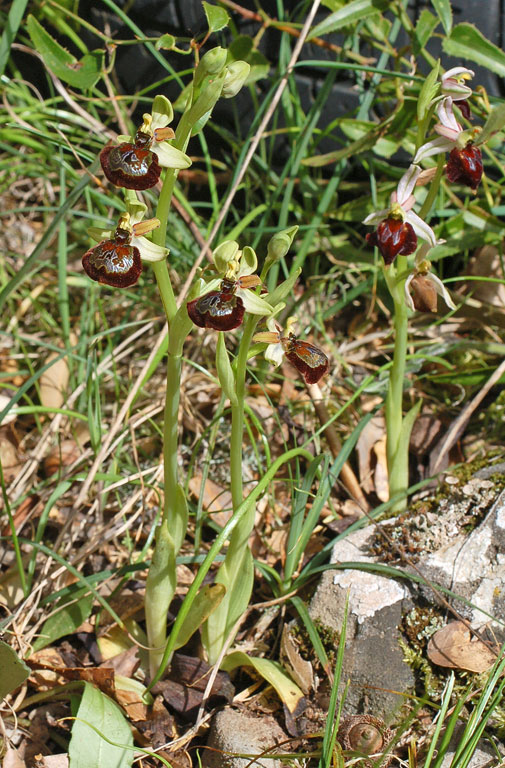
xmin=188 ymin=474 xmax=233 ymax=527
xmin=3 ymin=745 xmax=26 ymax=768
xmin=467 ymin=245 xmax=505 ymax=307
xmin=356 ymin=416 xmax=387 ymax=496
xmin=40 ymin=352 xmax=69 ymax=410
xmin=280 ymin=626 xmax=313 ymax=695
xmin=373 ymin=435 xmax=389 ymax=502
xmin=34 ymin=756 xmax=69 ymax=768
xmin=0 ymin=429 xmax=23 ymax=483
xmin=427 ymin=621 xmax=498 ymax=673
xmin=0 ymin=393 xmax=17 ymax=425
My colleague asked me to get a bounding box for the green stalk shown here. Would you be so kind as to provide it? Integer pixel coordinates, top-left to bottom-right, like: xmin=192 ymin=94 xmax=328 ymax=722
xmin=145 ymin=70 xmax=227 ymax=676
xmin=201 ymin=315 xmax=259 ymax=663
xmin=385 ymin=256 xmax=409 ymax=510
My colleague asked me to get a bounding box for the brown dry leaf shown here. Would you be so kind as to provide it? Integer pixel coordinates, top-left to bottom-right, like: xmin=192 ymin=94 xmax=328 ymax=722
xmin=40 ymin=352 xmax=69 ymax=410
xmin=134 ymin=695 xmax=177 ymax=748
xmin=3 ymin=745 xmax=26 ymax=768
xmin=0 ymin=393 xmax=17 ymax=425
xmin=33 ymin=756 xmax=69 ymax=768
xmin=188 ymin=474 xmax=233 ymax=527
xmin=0 ymin=428 xmax=23 ymax=483
xmin=0 ymin=560 xmax=28 ymax=609
xmin=356 ymin=415 xmax=386 ymax=495
xmin=467 ymin=245 xmax=505 ymax=307
xmin=43 ymin=439 xmax=83 ymax=477
xmin=373 ymin=435 xmax=389 ymax=502
xmin=280 ymin=625 xmax=313 ymax=695
xmin=427 ymin=621 xmax=498 ymax=673
xmin=115 ymin=686 xmax=151 ymax=722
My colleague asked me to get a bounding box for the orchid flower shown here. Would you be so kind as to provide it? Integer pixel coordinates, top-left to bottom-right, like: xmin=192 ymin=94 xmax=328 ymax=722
xmin=441 ymin=67 xmax=474 ymax=102
xmin=415 ymin=97 xmax=483 ymax=191
xmin=253 ymin=314 xmax=329 ymax=384
xmin=187 ymin=240 xmax=273 ymax=330
xmin=100 ymin=95 xmax=191 ymax=190
xmin=82 ymin=194 xmax=168 ymax=287
xmin=363 ymin=165 xmax=438 ymax=265
xmin=404 ymin=245 xmax=456 ymax=313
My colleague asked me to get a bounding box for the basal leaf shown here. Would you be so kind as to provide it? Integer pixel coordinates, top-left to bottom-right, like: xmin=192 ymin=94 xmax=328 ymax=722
xmin=430 ymin=0 xmax=452 ymax=34
xmin=31 ymin=588 xmax=93 ymax=653
xmin=309 ymin=0 xmax=389 ymax=40
xmin=443 ymin=23 xmax=505 ymax=77
xmin=27 ymin=15 xmax=104 ymax=89
xmin=203 ymin=1 xmax=230 ymax=33
xmin=222 ymin=652 xmax=304 ymax=713
xmin=69 ymin=682 xmax=133 ymax=768
xmin=0 ymin=640 xmax=30 ymax=700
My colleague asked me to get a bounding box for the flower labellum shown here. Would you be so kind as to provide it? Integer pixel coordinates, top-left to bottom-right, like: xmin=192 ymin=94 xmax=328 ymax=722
xmin=445 ymin=143 xmax=483 ymax=192
xmin=281 ymin=333 xmax=329 ymax=384
xmin=82 ymin=224 xmax=142 ymax=288
xmin=187 ymin=279 xmax=245 ymax=331
xmin=408 ymin=274 xmax=438 ymax=313
xmin=366 ymin=217 xmax=417 ymax=265
xmin=100 ymin=129 xmax=161 ymax=190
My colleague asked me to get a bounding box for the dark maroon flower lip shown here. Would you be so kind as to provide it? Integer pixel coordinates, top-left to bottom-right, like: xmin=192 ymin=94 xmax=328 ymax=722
xmin=82 ymin=227 xmax=142 ymax=288
xmin=100 ymin=132 xmax=161 ymax=190
xmin=366 ymin=216 xmax=417 ymax=265
xmin=280 ymin=333 xmax=329 ymax=384
xmin=187 ymin=279 xmax=245 ymax=331
xmin=445 ymin=143 xmax=483 ymax=192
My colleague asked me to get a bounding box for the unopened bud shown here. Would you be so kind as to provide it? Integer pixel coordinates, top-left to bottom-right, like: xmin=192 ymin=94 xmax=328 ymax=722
xmin=195 ymin=47 xmax=227 ymax=83
xmin=222 ymin=61 xmax=250 ymax=98
xmin=266 ymin=226 xmax=299 ymax=262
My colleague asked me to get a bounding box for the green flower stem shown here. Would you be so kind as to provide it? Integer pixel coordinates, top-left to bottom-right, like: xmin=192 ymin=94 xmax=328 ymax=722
xmin=419 ymin=156 xmax=445 ymax=220
xmin=384 ymin=255 xmax=409 ymax=512
xmin=201 ymin=315 xmax=260 ymax=663
xmin=146 ymin=445 xmax=314 ymax=694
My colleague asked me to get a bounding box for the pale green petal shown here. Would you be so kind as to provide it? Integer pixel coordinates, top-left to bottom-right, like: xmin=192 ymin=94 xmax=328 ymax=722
xmin=117 ymin=134 xmax=131 ymax=143
xmin=87 ymin=226 xmax=113 ymax=243
xmin=196 ymin=277 xmax=221 ymax=296
xmin=133 ymin=236 xmax=169 ymax=263
xmin=151 ymin=95 xmax=173 ymax=131
xmin=153 ymin=143 xmax=192 ymax=169
xmin=237 ymin=245 xmax=257 ymax=277
xmin=213 ymin=241 xmax=239 ymax=275
xmin=240 ymin=289 xmax=273 ymax=316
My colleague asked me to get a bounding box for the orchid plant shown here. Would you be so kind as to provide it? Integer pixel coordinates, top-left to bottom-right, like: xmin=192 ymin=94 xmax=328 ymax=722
xmin=362 ymin=62 xmax=494 ymax=512
xmin=80 ymin=47 xmax=329 ymax=680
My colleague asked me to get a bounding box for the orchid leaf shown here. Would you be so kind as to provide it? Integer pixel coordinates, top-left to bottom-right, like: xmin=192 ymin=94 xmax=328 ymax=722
xmin=0 ymin=640 xmax=30 ymax=700
xmin=222 ymin=652 xmax=304 ymax=713
xmin=443 ymin=23 xmax=505 ymax=77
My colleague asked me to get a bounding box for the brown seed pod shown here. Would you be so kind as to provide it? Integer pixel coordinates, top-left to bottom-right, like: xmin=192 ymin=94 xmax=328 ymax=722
xmin=337 ymin=715 xmax=393 ymax=767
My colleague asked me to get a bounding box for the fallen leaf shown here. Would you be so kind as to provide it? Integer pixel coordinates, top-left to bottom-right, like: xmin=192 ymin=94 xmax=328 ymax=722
xmin=280 ymin=625 xmax=313 ymax=695
xmin=0 ymin=429 xmax=23 ymax=482
xmin=188 ymin=474 xmax=233 ymax=527
xmin=34 ymin=756 xmax=69 ymax=768
xmin=40 ymin=352 xmax=69 ymax=410
xmin=3 ymin=745 xmax=26 ymax=767
xmin=427 ymin=621 xmax=498 ymax=673
xmin=373 ymin=435 xmax=389 ymax=502
xmin=356 ymin=416 xmax=386 ymax=495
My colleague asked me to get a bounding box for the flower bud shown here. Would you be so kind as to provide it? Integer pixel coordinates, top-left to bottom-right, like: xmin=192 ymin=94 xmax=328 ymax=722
xmin=195 ymin=47 xmax=227 ymax=84
xmin=221 ymin=61 xmax=250 ymax=98
xmin=267 ymin=226 xmax=299 ymax=262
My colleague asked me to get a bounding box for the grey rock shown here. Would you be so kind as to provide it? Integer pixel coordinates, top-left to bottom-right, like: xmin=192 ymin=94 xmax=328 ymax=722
xmin=310 ymin=483 xmax=505 ymax=720
xmin=201 ymin=708 xmax=288 ymax=768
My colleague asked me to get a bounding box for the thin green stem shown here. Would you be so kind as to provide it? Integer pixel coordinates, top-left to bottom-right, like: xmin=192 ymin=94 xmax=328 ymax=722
xmin=384 ymin=255 xmax=409 ymax=511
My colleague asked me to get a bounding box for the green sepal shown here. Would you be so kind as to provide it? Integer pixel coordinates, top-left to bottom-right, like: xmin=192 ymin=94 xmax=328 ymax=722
xmin=213 ymin=240 xmax=239 ymax=274
xmin=152 ymin=94 xmax=174 ymax=126
xmin=216 ymin=333 xmax=238 ymax=406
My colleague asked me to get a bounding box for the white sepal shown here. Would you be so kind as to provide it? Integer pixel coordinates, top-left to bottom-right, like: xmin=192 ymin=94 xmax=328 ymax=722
xmin=405 ymin=211 xmax=438 ymax=247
